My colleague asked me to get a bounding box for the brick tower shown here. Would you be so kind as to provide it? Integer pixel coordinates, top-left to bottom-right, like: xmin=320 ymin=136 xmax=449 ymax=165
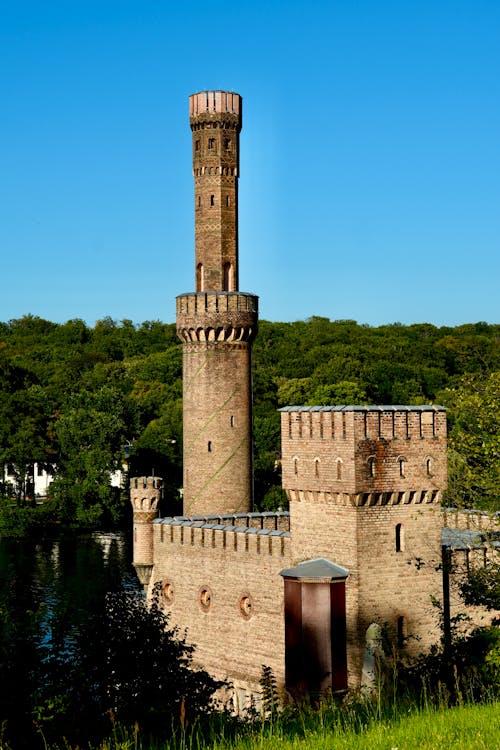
xmin=130 ymin=476 xmax=162 ymax=589
xmin=176 ymin=91 xmax=258 ymax=515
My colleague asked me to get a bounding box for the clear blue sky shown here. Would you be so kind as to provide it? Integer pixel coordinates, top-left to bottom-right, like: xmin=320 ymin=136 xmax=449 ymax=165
xmin=1 ymin=1 xmax=499 ymax=327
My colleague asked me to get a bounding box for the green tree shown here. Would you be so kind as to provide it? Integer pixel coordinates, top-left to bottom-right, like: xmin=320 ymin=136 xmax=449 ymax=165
xmin=441 ymin=372 xmax=500 ymax=510
xmin=50 ymin=386 xmax=135 ymax=524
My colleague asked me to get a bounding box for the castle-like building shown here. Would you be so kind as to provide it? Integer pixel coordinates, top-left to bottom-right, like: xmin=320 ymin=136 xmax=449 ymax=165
xmin=130 ymin=91 xmax=495 ymax=708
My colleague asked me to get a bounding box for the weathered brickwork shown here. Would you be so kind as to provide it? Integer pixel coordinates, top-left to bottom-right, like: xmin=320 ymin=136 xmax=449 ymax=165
xmin=178 ymin=91 xmax=258 ymax=516
xmin=149 ymin=515 xmax=291 ymax=694
xmin=280 ymin=406 xmax=447 ymax=495
xmin=130 ymin=91 xmax=499 ymax=705
xmin=190 ymin=91 xmax=241 ymax=292
xmin=281 ymin=406 xmax=447 ymax=682
xmin=130 ymin=476 xmax=162 ymax=587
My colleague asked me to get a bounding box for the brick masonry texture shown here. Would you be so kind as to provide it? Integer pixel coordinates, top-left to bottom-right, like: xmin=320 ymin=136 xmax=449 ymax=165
xmin=177 ymin=91 xmax=258 ymax=517
xmin=131 ymin=92 xmax=499 ymax=706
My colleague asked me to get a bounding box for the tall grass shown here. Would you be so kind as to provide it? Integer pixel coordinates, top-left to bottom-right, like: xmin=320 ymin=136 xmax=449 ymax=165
xmin=30 ymin=696 xmax=499 ymax=750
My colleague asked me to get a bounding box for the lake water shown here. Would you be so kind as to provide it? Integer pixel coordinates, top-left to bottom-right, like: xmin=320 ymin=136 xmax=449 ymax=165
xmin=0 ymin=531 xmax=142 ymax=747
xmin=0 ymin=530 xmax=141 ymax=655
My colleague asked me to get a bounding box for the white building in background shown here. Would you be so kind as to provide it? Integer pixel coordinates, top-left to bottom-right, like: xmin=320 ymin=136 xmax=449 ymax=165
xmin=2 ymin=463 xmax=127 ymax=500
xmin=2 ymin=462 xmax=54 ymax=500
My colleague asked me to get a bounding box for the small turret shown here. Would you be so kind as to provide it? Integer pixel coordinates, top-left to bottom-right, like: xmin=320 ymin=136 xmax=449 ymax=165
xmin=130 ymin=476 xmax=162 ymax=589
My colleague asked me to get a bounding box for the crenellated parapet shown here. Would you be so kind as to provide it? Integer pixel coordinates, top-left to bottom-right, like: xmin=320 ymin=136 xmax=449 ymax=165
xmin=176 ymin=292 xmax=258 ymax=343
xmin=130 ymin=476 xmax=162 ymax=519
xmin=280 ymin=405 xmax=447 ymax=495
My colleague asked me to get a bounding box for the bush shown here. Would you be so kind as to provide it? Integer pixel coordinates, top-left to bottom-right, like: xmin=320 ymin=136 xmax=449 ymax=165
xmin=6 ymin=586 xmax=221 ymax=748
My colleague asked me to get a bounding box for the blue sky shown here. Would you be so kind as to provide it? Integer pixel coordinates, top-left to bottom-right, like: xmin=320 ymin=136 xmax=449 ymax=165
xmin=1 ymin=0 xmax=499 ymax=327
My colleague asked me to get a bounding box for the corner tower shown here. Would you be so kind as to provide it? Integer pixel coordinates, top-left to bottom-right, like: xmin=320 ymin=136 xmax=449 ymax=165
xmin=176 ymin=91 xmax=258 ymax=515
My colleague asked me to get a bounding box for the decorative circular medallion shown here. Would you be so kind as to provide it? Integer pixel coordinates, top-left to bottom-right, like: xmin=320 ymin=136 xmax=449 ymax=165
xmin=161 ymin=580 xmax=174 ymax=606
xmin=239 ymin=593 xmax=254 ymax=619
xmin=199 ymin=586 xmax=213 ymax=612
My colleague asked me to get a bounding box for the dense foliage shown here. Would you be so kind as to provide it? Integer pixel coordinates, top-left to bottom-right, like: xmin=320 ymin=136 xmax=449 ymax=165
xmin=0 ymin=582 xmax=220 ymax=748
xmin=0 ymin=315 xmax=498 ymax=527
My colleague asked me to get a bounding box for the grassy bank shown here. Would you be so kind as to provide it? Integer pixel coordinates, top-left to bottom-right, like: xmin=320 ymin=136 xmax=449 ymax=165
xmin=39 ymin=701 xmax=499 ymax=750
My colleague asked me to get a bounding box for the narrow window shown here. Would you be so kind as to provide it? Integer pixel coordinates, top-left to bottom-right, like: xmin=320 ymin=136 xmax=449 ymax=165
xmin=197 ymin=195 xmax=201 ymax=207
xmin=196 ymin=263 xmax=204 ymax=291
xmin=208 ymin=441 xmax=212 ymax=452
xmin=210 ymin=194 xmax=215 ymax=206
xmin=224 ymin=138 xmax=231 ymax=150
xmin=226 ymin=195 xmax=230 ymax=207
xmin=336 ymin=459 xmax=342 ymax=480
xmin=395 ymin=523 xmax=404 ymax=552
xmin=230 ymin=415 xmax=234 ymax=428
xmin=195 ymin=139 xmax=200 ymax=151
xmin=368 ymin=456 xmax=376 ymax=478
xmin=223 ymin=262 xmax=233 ymax=291
xmin=426 ymin=457 xmax=432 ymax=476
xmin=208 ymin=137 xmax=215 ymax=150
xmin=37 ymin=464 xmax=44 ymax=477
xmin=398 ymin=457 xmax=405 ymax=477
xmin=294 ymin=458 xmax=298 ymax=476
xmin=314 ymin=458 xmax=319 ymax=478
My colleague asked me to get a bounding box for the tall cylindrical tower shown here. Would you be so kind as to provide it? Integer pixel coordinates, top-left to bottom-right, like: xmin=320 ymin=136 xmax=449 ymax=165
xmin=177 ymin=91 xmax=258 ymax=516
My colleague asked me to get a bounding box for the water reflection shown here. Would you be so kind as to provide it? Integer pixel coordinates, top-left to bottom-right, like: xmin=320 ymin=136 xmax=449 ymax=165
xmin=0 ymin=531 xmax=141 ymax=748
xmin=0 ymin=531 xmax=140 ymax=650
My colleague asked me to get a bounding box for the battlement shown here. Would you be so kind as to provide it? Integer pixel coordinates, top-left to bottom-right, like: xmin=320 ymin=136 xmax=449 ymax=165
xmin=190 ymin=91 xmax=242 ymax=120
xmin=443 ymin=507 xmax=500 ymax=532
xmin=176 ymin=292 xmax=258 ymax=343
xmin=280 ymin=405 xmax=446 ymax=442
xmin=280 ymin=406 xmax=447 ymax=495
xmin=154 ymin=512 xmax=290 ymax=557
xmin=130 ymin=476 xmax=162 ymax=513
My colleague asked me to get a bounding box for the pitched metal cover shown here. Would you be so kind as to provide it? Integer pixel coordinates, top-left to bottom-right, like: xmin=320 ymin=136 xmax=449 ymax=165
xmin=280 ymin=558 xmax=349 ymax=581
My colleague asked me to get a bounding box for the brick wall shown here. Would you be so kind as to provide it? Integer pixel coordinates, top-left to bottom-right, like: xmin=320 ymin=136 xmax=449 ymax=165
xmin=150 ymin=516 xmax=291 ymax=695
xmin=280 ymin=406 xmax=447 ymax=495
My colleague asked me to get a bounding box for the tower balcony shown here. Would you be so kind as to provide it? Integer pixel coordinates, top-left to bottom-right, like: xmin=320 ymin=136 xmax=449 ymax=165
xmin=176 ymin=292 xmax=258 ymax=344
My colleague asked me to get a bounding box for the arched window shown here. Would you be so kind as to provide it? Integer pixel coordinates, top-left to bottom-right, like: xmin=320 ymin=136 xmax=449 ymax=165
xmin=207 ymin=441 xmax=212 ymax=452
xmin=293 ymin=457 xmax=299 ymax=476
xmin=368 ymin=456 xmax=376 ymax=478
xmin=336 ymin=459 xmax=343 ymax=480
xmin=426 ymin=457 xmax=433 ymax=476
xmin=196 ymin=263 xmax=204 ymax=291
xmin=398 ymin=456 xmax=406 ymax=477
xmin=223 ymin=262 xmax=233 ymax=291
xmin=395 ymin=523 xmax=404 ymax=552
xmin=314 ymin=458 xmax=320 ymax=478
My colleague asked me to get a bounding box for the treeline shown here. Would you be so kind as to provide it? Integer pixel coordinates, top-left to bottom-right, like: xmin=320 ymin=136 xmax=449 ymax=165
xmin=0 ymin=315 xmax=498 ymax=527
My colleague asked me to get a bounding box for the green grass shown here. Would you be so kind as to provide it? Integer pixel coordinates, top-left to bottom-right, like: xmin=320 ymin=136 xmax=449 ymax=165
xmin=52 ymin=702 xmax=499 ymax=750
